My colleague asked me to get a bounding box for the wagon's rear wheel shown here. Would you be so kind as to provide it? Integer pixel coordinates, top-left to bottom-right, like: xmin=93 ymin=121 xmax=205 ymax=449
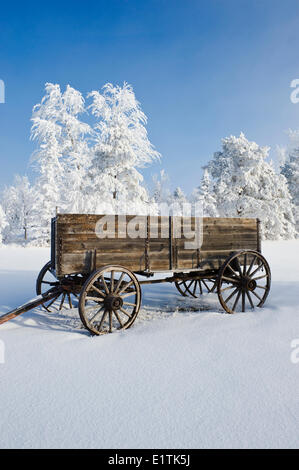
xmin=217 ymin=250 xmax=271 ymax=314
xmin=36 ymin=261 xmax=80 ymax=312
xmin=175 ymin=278 xmax=216 ymax=298
xmin=79 ymin=265 xmax=141 ymax=335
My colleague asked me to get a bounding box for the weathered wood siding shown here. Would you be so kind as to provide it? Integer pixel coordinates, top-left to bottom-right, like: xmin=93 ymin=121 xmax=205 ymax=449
xmin=199 ymin=217 xmax=259 ymax=270
xmin=53 ymin=214 xmax=259 ymax=276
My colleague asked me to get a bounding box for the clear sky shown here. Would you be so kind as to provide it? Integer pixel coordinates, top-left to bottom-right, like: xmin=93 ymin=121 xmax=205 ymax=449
xmin=1 ymin=0 xmax=299 ymax=195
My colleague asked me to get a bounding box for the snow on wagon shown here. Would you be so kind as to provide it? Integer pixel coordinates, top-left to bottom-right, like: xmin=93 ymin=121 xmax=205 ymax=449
xmin=0 ymin=214 xmax=271 ymax=335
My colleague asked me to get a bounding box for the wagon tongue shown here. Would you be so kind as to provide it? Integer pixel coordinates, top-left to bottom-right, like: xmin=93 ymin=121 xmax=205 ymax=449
xmin=0 ymin=287 xmax=63 ymax=326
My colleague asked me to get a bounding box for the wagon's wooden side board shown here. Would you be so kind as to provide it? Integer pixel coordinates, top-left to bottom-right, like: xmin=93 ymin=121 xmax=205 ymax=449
xmin=52 ymin=214 xmax=260 ymax=276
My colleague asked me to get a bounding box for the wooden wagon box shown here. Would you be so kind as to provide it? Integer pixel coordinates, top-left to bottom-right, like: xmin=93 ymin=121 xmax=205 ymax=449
xmin=51 ymin=214 xmax=261 ymax=277
xmin=1 ymin=214 xmax=269 ymax=334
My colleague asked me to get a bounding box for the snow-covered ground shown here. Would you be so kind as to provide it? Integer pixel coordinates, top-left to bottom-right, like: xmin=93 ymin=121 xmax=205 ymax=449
xmin=0 ymin=241 xmax=298 ymax=449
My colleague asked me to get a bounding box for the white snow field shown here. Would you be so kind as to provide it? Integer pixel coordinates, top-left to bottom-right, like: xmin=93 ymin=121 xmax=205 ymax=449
xmin=0 ymin=241 xmax=298 ymax=449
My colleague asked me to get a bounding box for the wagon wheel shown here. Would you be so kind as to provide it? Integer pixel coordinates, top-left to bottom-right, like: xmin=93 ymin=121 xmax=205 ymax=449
xmin=79 ymin=265 xmax=141 ymax=335
xmin=217 ymin=250 xmax=271 ymax=314
xmin=36 ymin=261 xmax=80 ymax=312
xmin=175 ymin=278 xmax=216 ymax=298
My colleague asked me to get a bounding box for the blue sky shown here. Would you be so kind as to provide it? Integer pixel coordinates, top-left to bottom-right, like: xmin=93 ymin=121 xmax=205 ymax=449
xmin=1 ymin=0 xmax=299 ymax=194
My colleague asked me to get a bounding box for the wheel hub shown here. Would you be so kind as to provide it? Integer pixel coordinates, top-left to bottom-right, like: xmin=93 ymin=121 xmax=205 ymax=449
xmin=238 ymin=276 xmax=256 ymax=291
xmin=104 ymin=295 xmax=123 ymax=311
xmin=247 ymin=278 xmax=257 ymax=291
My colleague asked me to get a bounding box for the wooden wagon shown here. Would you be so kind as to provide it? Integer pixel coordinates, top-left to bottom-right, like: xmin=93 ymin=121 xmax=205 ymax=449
xmin=0 ymin=214 xmax=271 ymax=335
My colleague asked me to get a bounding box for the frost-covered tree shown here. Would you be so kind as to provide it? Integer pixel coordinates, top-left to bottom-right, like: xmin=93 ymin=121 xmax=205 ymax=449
xmin=191 ymin=169 xmax=218 ymax=217
xmin=152 ymin=170 xmax=169 ymax=204
xmin=31 ymin=83 xmax=91 ymax=243
xmin=87 ymin=82 xmax=160 ymax=214
xmin=168 ymin=186 xmax=188 ymax=215
xmin=0 ymin=204 xmax=7 ymax=244
xmin=58 ymin=85 xmax=91 ymax=212
xmin=280 ymin=131 xmax=299 ymax=235
xmin=1 ymin=176 xmax=38 ymax=244
xmin=206 ymin=133 xmax=295 ymax=239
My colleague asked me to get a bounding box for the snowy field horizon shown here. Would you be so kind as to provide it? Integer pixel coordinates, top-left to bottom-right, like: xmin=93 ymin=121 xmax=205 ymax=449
xmin=0 ymin=239 xmax=298 ymax=449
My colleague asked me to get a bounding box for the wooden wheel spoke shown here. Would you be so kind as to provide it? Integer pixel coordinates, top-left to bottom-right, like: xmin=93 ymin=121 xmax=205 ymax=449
xmin=59 ymin=293 xmax=66 ymax=311
xmin=90 ymin=285 xmax=105 ymax=297
xmin=118 ymin=280 xmax=134 ymax=296
xmin=250 ymin=263 xmax=263 ymax=278
xmin=110 ymin=270 xmax=114 ymax=293
xmin=86 ymin=296 xmax=104 ymax=302
xmin=84 ymin=305 xmax=104 ymax=313
xmin=101 ymin=275 xmax=110 ymax=294
xmin=192 ymin=281 xmax=197 ymax=295
xmin=90 ymin=307 xmax=104 ymax=323
xmin=232 ymin=289 xmax=242 ymax=311
xmin=113 ymin=272 xmax=125 ymax=294
xmin=253 ymin=274 xmax=268 ymax=281
xmin=221 ymin=276 xmax=239 ymax=283
xmin=79 ymin=266 xmax=141 ymax=335
xmin=226 ymin=264 xmax=239 ymax=277
xmin=202 ymin=280 xmax=209 ymax=291
xmin=246 ymin=255 xmax=256 ymax=276
xmin=120 ymin=291 xmax=135 ymax=299
xmin=97 ymin=310 xmax=108 ymax=330
xmin=114 ymin=310 xmax=124 ymax=328
xmin=221 ymin=285 xmax=235 ymax=292
xmin=45 ymin=294 xmax=60 ymax=309
xmin=109 ymin=311 xmax=113 ymax=333
xmin=235 ymin=258 xmax=243 ymax=277
xmin=243 ymin=254 xmax=247 ymax=275
xmin=251 ymin=290 xmax=263 ymax=302
xmin=119 ymin=307 xmax=132 ymax=318
xmin=246 ymin=291 xmax=254 ymax=308
xmin=224 ymin=287 xmax=239 ymax=303
xmin=242 ymin=290 xmax=246 ymax=312
xmin=184 ymin=280 xmax=194 ymax=294
xmin=218 ymin=251 xmax=271 ymax=315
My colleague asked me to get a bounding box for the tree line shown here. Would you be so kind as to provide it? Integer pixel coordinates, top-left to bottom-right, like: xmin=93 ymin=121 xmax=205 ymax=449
xmin=0 ymin=82 xmax=298 ymax=245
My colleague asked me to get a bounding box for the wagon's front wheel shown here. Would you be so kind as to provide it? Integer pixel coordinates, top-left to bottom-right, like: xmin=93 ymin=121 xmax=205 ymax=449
xmin=217 ymin=250 xmax=271 ymax=314
xmin=79 ymin=265 xmax=141 ymax=335
xmin=36 ymin=261 xmax=80 ymax=312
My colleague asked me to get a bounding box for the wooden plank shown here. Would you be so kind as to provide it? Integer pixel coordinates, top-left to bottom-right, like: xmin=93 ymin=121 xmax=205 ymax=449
xmin=62 ymin=240 xmax=146 ymax=252
xmin=54 ymin=214 xmax=259 ymax=276
xmin=60 ymin=253 xmax=146 ymax=275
